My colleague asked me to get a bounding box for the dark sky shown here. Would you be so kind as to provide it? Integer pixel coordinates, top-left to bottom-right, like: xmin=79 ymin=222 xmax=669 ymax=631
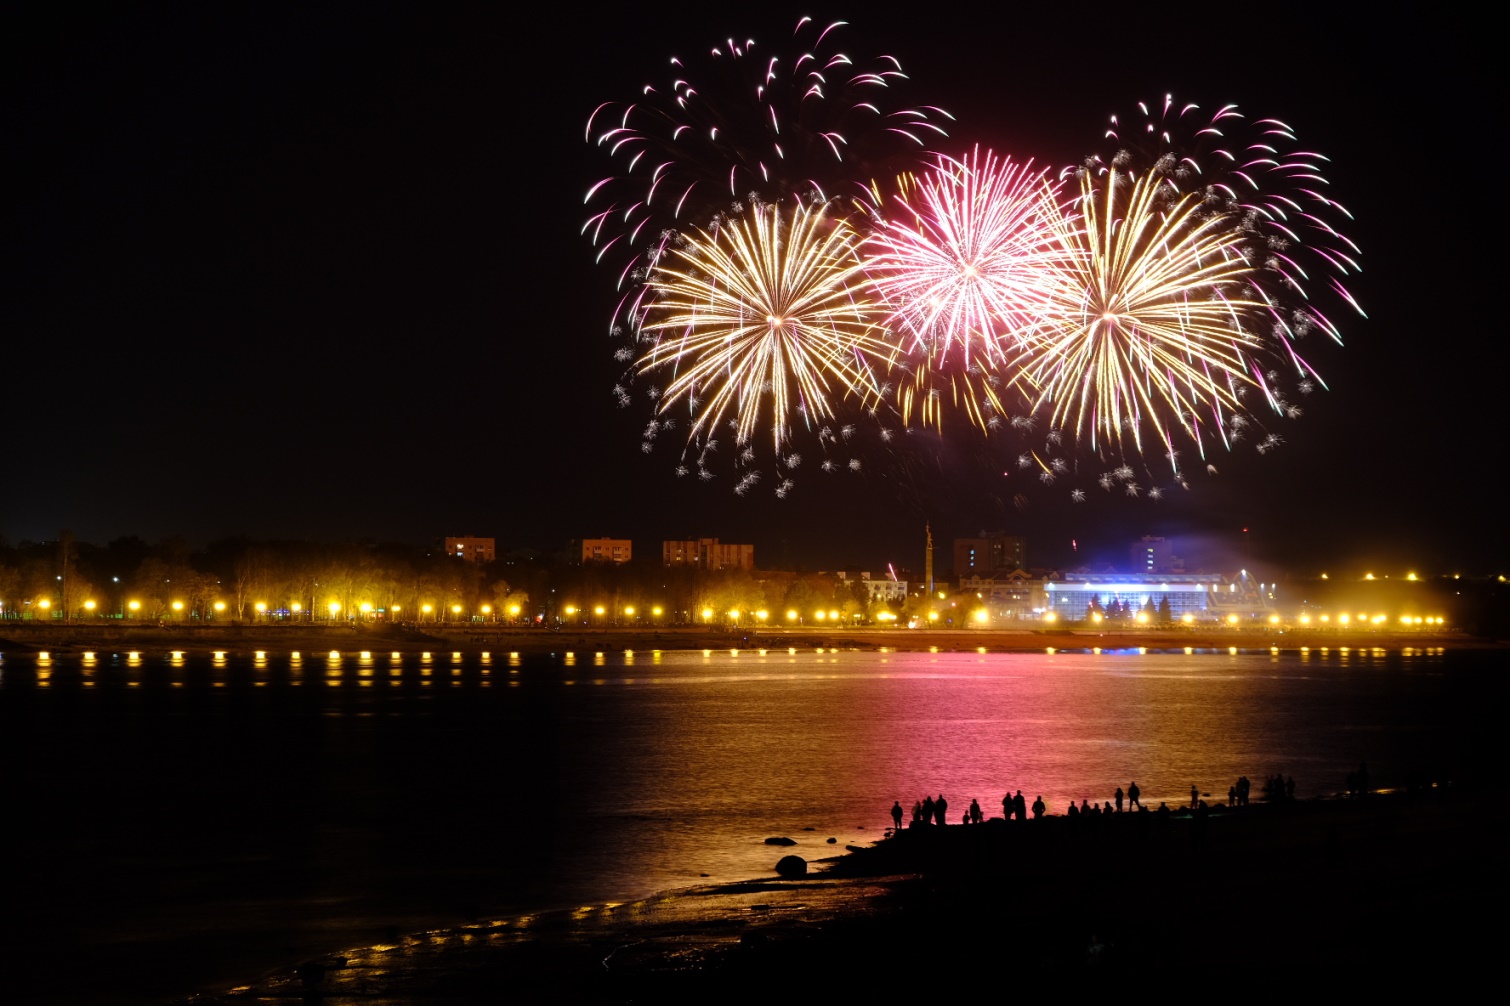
xmin=4 ymin=2 xmax=1496 ymax=577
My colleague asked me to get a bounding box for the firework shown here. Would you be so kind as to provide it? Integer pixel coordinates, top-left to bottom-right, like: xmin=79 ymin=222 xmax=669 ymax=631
xmin=583 ymin=18 xmax=950 ymax=320
xmin=1085 ymin=94 xmax=1364 ymax=347
xmin=1009 ymin=168 xmax=1271 ymax=469
xmin=863 ymin=147 xmax=1076 ymax=429
xmin=633 ymin=200 xmax=896 ymax=467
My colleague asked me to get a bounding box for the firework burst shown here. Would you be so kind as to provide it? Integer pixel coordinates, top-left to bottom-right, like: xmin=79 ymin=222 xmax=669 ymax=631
xmin=633 ymin=200 xmax=897 ymax=468
xmin=1084 ymin=94 xmax=1364 ymax=350
xmin=583 ymin=17 xmax=950 ymax=330
xmin=864 ymin=147 xmax=1077 ymax=429
xmin=1009 ymin=168 xmax=1270 ymax=470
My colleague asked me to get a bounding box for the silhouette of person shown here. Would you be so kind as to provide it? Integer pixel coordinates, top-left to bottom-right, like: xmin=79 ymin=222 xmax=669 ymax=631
xmin=1191 ymin=784 xmax=1199 ymax=809
xmin=1014 ymin=791 xmax=1027 ymax=821
xmin=934 ymin=794 xmax=949 ymax=827
xmin=891 ymin=801 xmax=903 ymax=831
xmin=1128 ymin=781 xmax=1141 ymax=809
xmin=1031 ymin=795 xmax=1045 ymax=819
xmin=969 ymin=798 xmax=982 ymax=825
xmin=922 ymin=795 xmax=935 ymax=824
xmin=1003 ymin=792 xmax=1013 ymax=821
xmin=1115 ymin=786 xmax=1124 ymax=813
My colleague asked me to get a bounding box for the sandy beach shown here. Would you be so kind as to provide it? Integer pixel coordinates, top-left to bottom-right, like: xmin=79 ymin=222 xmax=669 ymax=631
xmin=175 ymin=785 xmax=1504 ymax=1001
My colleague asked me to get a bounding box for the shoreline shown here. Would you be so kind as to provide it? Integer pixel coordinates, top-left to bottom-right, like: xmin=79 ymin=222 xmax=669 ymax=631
xmin=0 ymin=623 xmax=1492 ymax=657
xmin=190 ymin=786 xmax=1505 ymax=1001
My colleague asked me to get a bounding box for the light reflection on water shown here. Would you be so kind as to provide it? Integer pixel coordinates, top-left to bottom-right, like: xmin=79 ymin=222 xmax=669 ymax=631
xmin=0 ymin=643 xmax=1490 ymax=1002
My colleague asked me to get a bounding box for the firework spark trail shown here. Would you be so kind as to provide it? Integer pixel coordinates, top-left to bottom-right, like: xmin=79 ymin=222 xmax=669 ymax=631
xmin=583 ymin=18 xmax=951 ymax=334
xmin=634 ymin=201 xmax=896 ymax=461
xmin=863 ymin=148 xmax=1078 ymax=430
xmin=1010 ymin=168 xmax=1267 ymax=470
xmin=1094 ymin=95 xmax=1364 ymax=355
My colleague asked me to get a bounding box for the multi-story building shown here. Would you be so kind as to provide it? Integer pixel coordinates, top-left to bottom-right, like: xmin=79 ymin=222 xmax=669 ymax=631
xmin=1131 ymin=535 xmax=1185 ymax=575
xmin=662 ymin=538 xmax=755 ymax=571
xmin=953 ymin=532 xmax=1025 ymax=577
xmin=444 ymin=536 xmax=495 ymax=564
xmin=862 ymin=577 xmax=908 ymax=605
xmin=579 ymin=537 xmax=632 ymax=564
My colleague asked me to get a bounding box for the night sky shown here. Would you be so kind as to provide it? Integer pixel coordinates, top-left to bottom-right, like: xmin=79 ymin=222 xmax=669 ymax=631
xmin=4 ymin=3 xmax=1495 ymax=576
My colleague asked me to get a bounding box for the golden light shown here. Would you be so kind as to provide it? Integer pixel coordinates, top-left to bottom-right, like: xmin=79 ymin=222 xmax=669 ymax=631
xmin=564 ymin=605 xmax=576 ymax=617
xmin=701 ymin=608 xmax=713 ymax=621
xmin=1268 ymin=615 xmax=1280 ymax=625
xmin=652 ymin=606 xmax=663 ymax=617
xmin=1338 ymin=614 xmax=1351 ymax=625
xmin=84 ymin=600 xmax=96 ymax=612
xmin=509 ymin=604 xmax=521 ymax=616
xmin=1299 ymin=614 xmax=1311 ymax=625
xmin=814 ymin=610 xmax=826 ymax=621
xmin=828 ymin=609 xmax=839 ymax=620
xmin=360 ymin=602 xmax=373 ymax=615
xmin=1406 ymin=572 xmax=1419 ymax=581
xmin=480 ymin=604 xmax=491 ymax=616
xmin=214 ymin=601 xmax=226 ymax=613
xmin=727 ymin=609 xmax=740 ymax=620
xmin=973 ymin=609 xmax=989 ymax=624
xmin=1181 ymin=613 xmax=1194 ymax=624
xmin=291 ymin=602 xmax=303 ymax=613
xmin=756 ymin=609 xmax=768 ymax=621
xmin=1135 ymin=612 xmax=1148 ymax=624
xmin=928 ymin=611 xmax=939 ymax=622
xmin=392 ymin=604 xmax=401 ymax=615
xmin=171 ymin=600 xmax=184 ymax=612
xmin=594 ymin=605 xmax=605 ymax=616
xmin=39 ymin=599 xmax=51 ymax=610
xmin=328 ymin=602 xmax=341 ymax=616
xmin=451 ymin=604 xmax=463 ymax=615
xmin=1044 ymin=612 xmax=1057 ymax=623
xmin=624 ymin=606 xmax=635 ymax=617
xmin=254 ymin=602 xmax=266 ymax=614
xmin=786 ymin=609 xmax=798 ymax=621
xmin=1226 ymin=614 xmax=1239 ymax=625
xmin=421 ymin=603 xmax=433 ymax=615
xmin=1091 ymin=612 xmax=1103 ymax=624
xmin=128 ymin=599 xmax=141 ymax=613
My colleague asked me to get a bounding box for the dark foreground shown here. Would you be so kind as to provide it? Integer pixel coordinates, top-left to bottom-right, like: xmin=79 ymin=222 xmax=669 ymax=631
xmin=180 ymin=788 xmax=1504 ymax=1002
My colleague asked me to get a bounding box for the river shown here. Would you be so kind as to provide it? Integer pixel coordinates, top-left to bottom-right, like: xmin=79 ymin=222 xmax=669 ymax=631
xmin=0 ymin=643 xmax=1497 ymax=1003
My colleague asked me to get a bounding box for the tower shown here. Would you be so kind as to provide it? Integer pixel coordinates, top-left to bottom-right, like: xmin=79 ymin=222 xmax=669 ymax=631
xmin=925 ymin=522 xmax=934 ymax=595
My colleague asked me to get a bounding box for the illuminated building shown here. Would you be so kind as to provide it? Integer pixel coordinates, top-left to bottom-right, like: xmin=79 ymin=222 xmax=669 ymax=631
xmin=662 ymin=538 xmax=755 ymax=570
xmin=578 ymin=537 xmax=632 ymax=564
xmin=1043 ymin=572 xmax=1272 ymax=621
xmin=444 ymin=536 xmax=495 ymax=564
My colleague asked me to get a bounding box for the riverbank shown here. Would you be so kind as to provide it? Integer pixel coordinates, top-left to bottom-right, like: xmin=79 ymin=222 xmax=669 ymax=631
xmin=0 ymin=621 xmax=1490 ymax=656
xmin=184 ymin=787 xmax=1503 ymax=1001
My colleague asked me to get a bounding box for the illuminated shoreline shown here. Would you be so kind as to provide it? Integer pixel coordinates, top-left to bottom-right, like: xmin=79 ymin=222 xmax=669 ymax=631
xmin=0 ymin=623 xmax=1490 ymax=656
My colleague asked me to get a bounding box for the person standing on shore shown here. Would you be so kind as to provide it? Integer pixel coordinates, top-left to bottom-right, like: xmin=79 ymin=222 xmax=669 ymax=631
xmin=934 ymin=794 xmax=949 ymax=827
xmin=891 ymin=801 xmax=903 ymax=832
xmin=1002 ymin=792 xmax=1013 ymax=821
xmin=922 ymin=795 xmax=935 ymax=824
xmin=969 ymin=798 xmax=982 ymax=825
xmin=1115 ymin=786 xmax=1124 ymax=813
xmin=1014 ymin=791 xmax=1027 ymax=821
xmin=1128 ymin=781 xmax=1141 ymax=809
xmin=1031 ymin=795 xmax=1045 ymax=819
xmin=1191 ymin=784 xmax=1199 ymax=809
